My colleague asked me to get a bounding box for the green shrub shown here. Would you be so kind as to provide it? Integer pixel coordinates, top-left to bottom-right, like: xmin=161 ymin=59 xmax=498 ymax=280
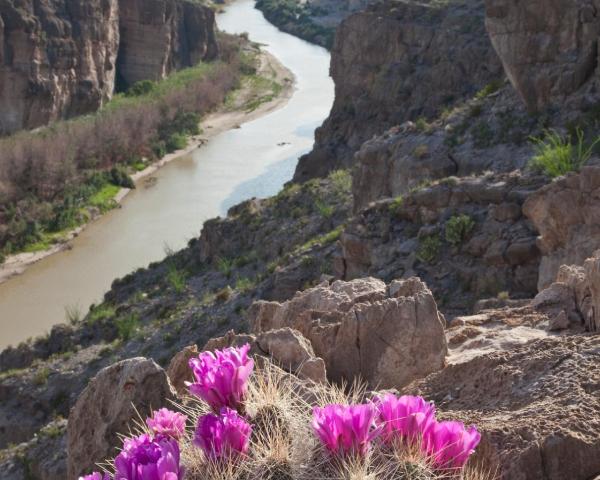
xmin=314 ymin=199 xmax=334 ymax=218
xmin=445 ymin=214 xmax=475 ymax=246
xmin=87 ymin=303 xmax=116 ymax=324
xmin=417 ymin=235 xmax=441 ymax=264
xmin=235 ymin=276 xmax=254 ymax=292
xmin=165 ymin=133 xmax=188 ymax=153
xmin=167 ymin=265 xmax=187 ymax=294
xmin=389 ymin=196 xmax=404 ymax=215
xmin=216 ymin=256 xmax=234 ymax=277
xmin=115 ymin=313 xmax=140 ymax=341
xmin=65 ymin=304 xmax=82 ymax=325
xmin=529 ymin=128 xmax=600 ymax=177
xmin=110 ymin=166 xmax=135 ymax=189
xmin=475 ymin=80 xmax=504 ymax=99
xmin=126 ymin=79 xmax=156 ymax=97
xmin=329 ymin=169 xmax=352 ymax=196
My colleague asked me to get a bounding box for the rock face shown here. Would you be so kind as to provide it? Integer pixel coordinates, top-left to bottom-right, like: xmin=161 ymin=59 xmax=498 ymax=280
xmin=67 ymin=357 xmax=176 ymax=479
xmin=485 ymin=0 xmax=600 ymax=111
xmin=249 ymin=277 xmax=448 ymax=388
xmin=117 ymin=0 xmax=218 ymax=89
xmin=523 ymin=166 xmax=600 ymax=289
xmin=410 ymin=334 xmax=600 ymax=480
xmin=340 ymin=172 xmax=544 ymax=315
xmin=0 ymin=0 xmax=218 ymax=134
xmin=293 ymin=0 xmax=503 ymax=181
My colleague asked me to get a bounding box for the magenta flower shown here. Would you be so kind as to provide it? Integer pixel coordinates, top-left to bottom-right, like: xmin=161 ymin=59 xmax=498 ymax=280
xmin=146 ymin=408 xmax=188 ymax=440
xmin=187 ymin=344 xmax=254 ymax=412
xmin=312 ymin=404 xmax=381 ymax=457
xmin=424 ymin=420 xmax=481 ymax=470
xmin=79 ymin=473 xmax=111 ymax=480
xmin=374 ymin=393 xmax=436 ymax=445
xmin=193 ymin=407 xmax=252 ymax=460
xmin=114 ymin=433 xmax=184 ymax=480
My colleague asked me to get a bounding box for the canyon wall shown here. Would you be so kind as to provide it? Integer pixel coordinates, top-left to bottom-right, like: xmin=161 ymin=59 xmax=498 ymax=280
xmin=293 ymin=0 xmax=503 ymax=181
xmin=0 ymin=0 xmax=218 ymax=135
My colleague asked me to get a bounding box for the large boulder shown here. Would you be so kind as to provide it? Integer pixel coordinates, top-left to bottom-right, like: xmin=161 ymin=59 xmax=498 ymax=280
xmin=248 ymin=277 xmax=448 ymax=389
xmin=523 ymin=166 xmax=600 ymax=289
xmin=67 ymin=358 xmax=176 ymax=479
xmin=410 ymin=334 xmax=600 ymax=480
xmin=485 ymin=0 xmax=600 ymax=111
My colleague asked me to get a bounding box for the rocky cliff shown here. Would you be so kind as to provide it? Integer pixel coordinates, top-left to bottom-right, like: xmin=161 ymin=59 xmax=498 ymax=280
xmin=293 ymin=0 xmax=503 ymax=181
xmin=0 ymin=0 xmax=218 ymax=135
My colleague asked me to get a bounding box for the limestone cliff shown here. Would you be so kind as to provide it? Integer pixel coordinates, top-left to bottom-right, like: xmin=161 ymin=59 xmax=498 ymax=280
xmin=0 ymin=0 xmax=218 ymax=135
xmin=293 ymin=0 xmax=503 ymax=181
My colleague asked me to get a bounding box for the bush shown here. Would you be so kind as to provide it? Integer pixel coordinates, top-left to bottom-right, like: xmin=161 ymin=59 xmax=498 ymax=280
xmin=115 ymin=313 xmax=140 ymax=341
xmin=445 ymin=214 xmax=475 ymax=246
xmin=417 ymin=235 xmax=441 ymax=264
xmin=389 ymin=196 xmax=403 ymax=216
xmin=529 ymin=128 xmax=600 ymax=177
xmin=126 ymin=79 xmax=157 ymax=97
xmin=165 ymin=133 xmax=188 ymax=153
xmin=167 ymin=265 xmax=187 ymax=294
xmin=110 ymin=166 xmax=135 ymax=189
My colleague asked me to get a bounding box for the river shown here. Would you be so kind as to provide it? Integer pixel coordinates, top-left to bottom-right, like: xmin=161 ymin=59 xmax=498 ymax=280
xmin=0 ymin=0 xmax=334 ymax=350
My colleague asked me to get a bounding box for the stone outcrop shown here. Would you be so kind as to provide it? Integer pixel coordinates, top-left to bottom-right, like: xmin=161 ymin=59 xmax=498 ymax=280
xmin=293 ymin=0 xmax=503 ymax=181
xmin=523 ymin=166 xmax=600 ymax=289
xmin=167 ymin=344 xmax=198 ymax=396
xmin=410 ymin=334 xmax=600 ymax=480
xmin=0 ymin=0 xmax=218 ymax=134
xmin=202 ymin=328 xmax=327 ymax=384
xmin=67 ymin=357 xmax=176 ymax=479
xmin=340 ymin=172 xmax=544 ymax=315
xmin=248 ymin=277 xmax=448 ymax=388
xmin=485 ymin=0 xmax=600 ymax=112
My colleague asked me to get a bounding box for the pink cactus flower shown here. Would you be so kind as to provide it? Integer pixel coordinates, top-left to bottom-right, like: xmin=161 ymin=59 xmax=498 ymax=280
xmin=79 ymin=473 xmax=111 ymax=480
xmin=193 ymin=407 xmax=252 ymax=460
xmin=114 ymin=433 xmax=184 ymax=480
xmin=424 ymin=420 xmax=481 ymax=470
xmin=312 ymin=403 xmax=381 ymax=457
xmin=146 ymin=408 xmax=188 ymax=440
xmin=374 ymin=393 xmax=436 ymax=445
xmin=187 ymin=344 xmax=254 ymax=412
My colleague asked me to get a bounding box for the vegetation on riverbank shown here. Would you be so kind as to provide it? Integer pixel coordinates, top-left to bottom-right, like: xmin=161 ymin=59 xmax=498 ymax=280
xmin=255 ymin=0 xmax=335 ymax=49
xmin=0 ymin=34 xmax=263 ymax=262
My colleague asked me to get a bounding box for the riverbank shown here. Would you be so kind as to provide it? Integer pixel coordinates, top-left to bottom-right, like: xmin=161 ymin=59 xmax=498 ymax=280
xmin=0 ymin=48 xmax=294 ymax=287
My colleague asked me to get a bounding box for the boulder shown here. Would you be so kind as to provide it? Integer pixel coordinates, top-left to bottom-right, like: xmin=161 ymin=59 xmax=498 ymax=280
xmin=256 ymin=328 xmax=327 ymax=384
xmin=67 ymin=358 xmax=176 ymax=479
xmin=410 ymin=335 xmax=600 ymax=479
xmin=202 ymin=329 xmax=326 ymax=384
xmin=523 ymin=166 xmax=600 ymax=289
xmin=167 ymin=344 xmax=198 ymax=396
xmin=248 ymin=277 xmax=448 ymax=389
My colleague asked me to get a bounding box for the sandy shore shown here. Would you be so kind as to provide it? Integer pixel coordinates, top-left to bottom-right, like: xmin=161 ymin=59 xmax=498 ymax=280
xmin=0 ymin=49 xmax=295 ymax=286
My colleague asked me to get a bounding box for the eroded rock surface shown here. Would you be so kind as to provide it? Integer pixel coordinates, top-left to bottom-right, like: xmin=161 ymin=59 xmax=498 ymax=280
xmin=67 ymin=357 xmax=176 ymax=479
xmin=523 ymin=166 xmax=600 ymax=289
xmin=410 ymin=334 xmax=600 ymax=480
xmin=0 ymin=0 xmax=218 ymax=134
xmin=340 ymin=172 xmax=544 ymax=315
xmin=485 ymin=0 xmax=600 ymax=111
xmin=249 ymin=277 xmax=448 ymax=388
xmin=294 ymin=0 xmax=502 ymax=180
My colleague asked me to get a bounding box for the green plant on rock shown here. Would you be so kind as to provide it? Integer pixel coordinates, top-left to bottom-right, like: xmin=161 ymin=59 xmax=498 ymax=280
xmin=389 ymin=195 xmax=404 ymax=216
xmin=417 ymin=235 xmax=441 ymax=264
xmin=115 ymin=313 xmax=140 ymax=341
xmin=529 ymin=127 xmax=600 ymax=177
xmin=167 ymin=265 xmax=187 ymax=294
xmin=445 ymin=214 xmax=475 ymax=246
xmin=328 ymin=169 xmax=352 ymax=196
xmin=216 ymin=256 xmax=234 ymax=277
